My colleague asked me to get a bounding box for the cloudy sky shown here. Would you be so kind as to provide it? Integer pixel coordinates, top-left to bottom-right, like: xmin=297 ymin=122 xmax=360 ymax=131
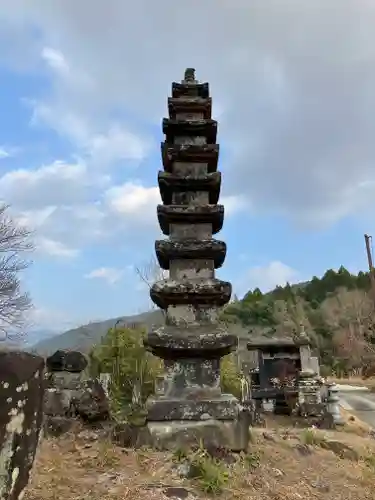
xmin=0 ymin=0 xmax=374 ymax=333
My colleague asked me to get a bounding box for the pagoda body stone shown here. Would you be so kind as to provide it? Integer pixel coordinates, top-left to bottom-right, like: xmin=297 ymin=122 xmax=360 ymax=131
xmin=144 ymin=69 xmax=248 ymax=451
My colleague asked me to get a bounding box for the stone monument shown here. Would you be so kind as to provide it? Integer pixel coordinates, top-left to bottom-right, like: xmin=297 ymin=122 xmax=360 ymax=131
xmin=144 ymin=69 xmax=247 ymax=451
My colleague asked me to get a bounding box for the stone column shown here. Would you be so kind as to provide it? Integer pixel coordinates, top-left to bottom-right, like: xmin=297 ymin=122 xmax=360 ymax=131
xmin=0 ymin=351 xmax=45 ymax=500
xmin=144 ymin=69 xmax=246 ymax=451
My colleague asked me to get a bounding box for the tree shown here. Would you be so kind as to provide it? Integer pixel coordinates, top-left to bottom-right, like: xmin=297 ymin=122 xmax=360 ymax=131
xmin=134 ymin=256 xmax=168 ymax=312
xmin=0 ymin=205 xmax=34 ymax=341
xmin=321 ymin=289 xmax=375 ymax=375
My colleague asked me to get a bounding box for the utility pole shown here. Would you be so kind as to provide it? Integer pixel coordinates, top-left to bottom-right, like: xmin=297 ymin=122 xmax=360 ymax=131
xmin=364 ymin=234 xmax=375 ymax=302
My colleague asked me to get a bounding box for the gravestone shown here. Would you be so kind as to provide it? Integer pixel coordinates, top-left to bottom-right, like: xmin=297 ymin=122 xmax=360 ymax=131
xmin=144 ymin=69 xmax=248 ymax=451
xmin=0 ymin=351 xmax=45 ymax=500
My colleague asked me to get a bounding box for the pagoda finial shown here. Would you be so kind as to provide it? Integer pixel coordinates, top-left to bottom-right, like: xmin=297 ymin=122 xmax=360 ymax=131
xmin=184 ymin=67 xmax=196 ymax=83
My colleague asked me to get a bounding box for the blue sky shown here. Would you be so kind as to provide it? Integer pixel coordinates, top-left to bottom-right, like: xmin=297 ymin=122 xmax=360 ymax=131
xmin=0 ymin=1 xmax=374 ymax=334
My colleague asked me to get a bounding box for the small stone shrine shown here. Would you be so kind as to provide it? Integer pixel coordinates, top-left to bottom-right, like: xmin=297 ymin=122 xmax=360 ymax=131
xmin=44 ymin=350 xmax=109 ymax=435
xmin=144 ymin=68 xmax=248 ymax=451
xmin=246 ymin=335 xmax=323 ymax=416
xmin=0 ymin=351 xmax=45 ymax=500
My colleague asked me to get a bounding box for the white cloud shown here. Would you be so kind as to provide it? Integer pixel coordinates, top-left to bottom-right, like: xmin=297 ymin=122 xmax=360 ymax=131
xmin=36 ymin=236 xmax=79 ymax=258
xmin=0 ymin=147 xmax=10 ymax=159
xmin=105 ymin=182 xmax=160 ymax=220
xmin=85 ymin=266 xmax=124 ymax=285
xmin=243 ymin=261 xmax=299 ymax=294
xmin=0 ymin=0 xmax=373 ymax=225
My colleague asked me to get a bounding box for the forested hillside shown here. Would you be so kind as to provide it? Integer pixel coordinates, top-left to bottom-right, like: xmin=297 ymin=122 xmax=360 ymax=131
xmin=222 ymin=266 xmax=375 ymax=376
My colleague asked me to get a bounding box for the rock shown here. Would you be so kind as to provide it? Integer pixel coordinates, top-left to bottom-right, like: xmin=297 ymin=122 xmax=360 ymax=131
xmin=0 ymin=351 xmax=45 ymax=500
xmin=44 ymin=416 xmax=74 ymax=437
xmin=272 ymin=468 xmax=284 ymax=477
xmin=72 ymin=379 xmax=109 ymax=421
xmin=320 ymin=439 xmax=359 ymax=461
xmin=46 ymin=350 xmax=88 ymax=373
xmin=311 ymin=480 xmax=330 ymax=492
xmin=111 ymin=422 xmax=152 ymax=449
xmin=263 ymin=431 xmax=276 ymax=442
xmin=44 ymin=388 xmax=72 ymax=416
xmin=162 ymin=486 xmax=196 ymax=499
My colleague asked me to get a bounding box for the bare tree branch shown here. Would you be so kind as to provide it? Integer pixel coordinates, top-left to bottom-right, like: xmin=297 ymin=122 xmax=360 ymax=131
xmin=0 ymin=204 xmax=34 ymax=342
xmin=134 ymin=256 xmax=168 ymax=313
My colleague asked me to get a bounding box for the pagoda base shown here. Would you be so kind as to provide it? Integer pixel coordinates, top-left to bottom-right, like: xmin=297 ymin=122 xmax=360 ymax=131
xmin=147 ymin=418 xmax=249 ymax=452
xmin=146 ymin=394 xmax=250 ymax=452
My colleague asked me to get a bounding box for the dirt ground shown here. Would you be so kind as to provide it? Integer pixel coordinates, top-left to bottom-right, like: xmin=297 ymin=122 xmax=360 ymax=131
xmin=25 ymin=417 xmax=375 ymax=500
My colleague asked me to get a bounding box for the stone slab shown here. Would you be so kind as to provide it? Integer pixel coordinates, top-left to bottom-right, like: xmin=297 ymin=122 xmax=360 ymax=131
xmin=146 ymin=394 xmax=239 ymax=421
xmin=147 ymin=417 xmax=249 ymax=452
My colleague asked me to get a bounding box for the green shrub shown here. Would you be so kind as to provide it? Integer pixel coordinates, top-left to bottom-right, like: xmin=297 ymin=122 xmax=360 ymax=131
xmin=220 ymin=354 xmax=241 ymax=399
xmin=89 ymin=325 xmax=162 ymax=419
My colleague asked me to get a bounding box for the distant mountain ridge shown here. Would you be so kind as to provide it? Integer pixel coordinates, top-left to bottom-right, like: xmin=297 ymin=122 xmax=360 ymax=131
xmin=31 ymin=310 xmax=164 ymax=355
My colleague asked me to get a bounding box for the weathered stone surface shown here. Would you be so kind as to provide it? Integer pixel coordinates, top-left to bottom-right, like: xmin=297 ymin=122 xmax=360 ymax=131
xmin=150 ymin=278 xmax=231 ymax=309
xmin=157 ymin=204 xmax=224 ymax=235
xmin=48 ymin=371 xmax=84 ymax=390
xmin=146 ymin=395 xmax=239 ymax=421
xmin=145 ymin=70 xmax=245 ymax=451
xmin=145 ymin=328 xmax=237 ymax=358
xmin=155 ymin=239 xmax=226 ymax=270
xmin=46 ymin=350 xmax=88 ymax=373
xmin=147 ymin=418 xmax=248 ymax=452
xmin=72 ymin=379 xmax=109 ymax=422
xmin=168 ymin=96 xmax=212 ymax=119
xmin=158 ymin=172 xmax=221 ymax=205
xmin=172 ymin=81 xmax=209 ymax=99
xmin=161 ymin=143 xmax=219 ymax=173
xmin=0 ymin=351 xmax=45 ymax=500
xmin=44 ymin=371 xmax=109 ymax=423
xmin=44 ymin=387 xmax=72 ymax=416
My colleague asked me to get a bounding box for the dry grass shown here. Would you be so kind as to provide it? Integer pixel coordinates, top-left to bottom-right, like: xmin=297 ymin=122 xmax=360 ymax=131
xmin=24 ymin=420 xmax=375 ymax=500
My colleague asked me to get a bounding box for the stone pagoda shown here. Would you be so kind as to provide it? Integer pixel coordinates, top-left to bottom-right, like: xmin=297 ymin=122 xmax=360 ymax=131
xmin=144 ymin=68 xmax=247 ymax=451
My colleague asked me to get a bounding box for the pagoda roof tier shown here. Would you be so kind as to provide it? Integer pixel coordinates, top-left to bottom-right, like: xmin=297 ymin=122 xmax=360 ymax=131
xmin=161 ymin=143 xmax=219 ymax=173
xmin=158 ymin=171 xmax=221 ymax=205
xmin=163 ymin=118 xmax=217 ymax=144
xmin=144 ymin=326 xmax=237 ymax=359
xmin=155 ymin=238 xmax=226 ymax=270
xmin=168 ymin=97 xmax=212 ymax=120
xmin=150 ymin=277 xmax=232 ymax=310
xmin=157 ymin=204 xmax=224 ymax=235
xmin=172 ymin=81 xmax=209 ymax=99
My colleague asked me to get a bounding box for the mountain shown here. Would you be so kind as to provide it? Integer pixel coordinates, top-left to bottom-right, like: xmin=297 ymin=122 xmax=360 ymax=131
xmin=26 ymin=329 xmax=56 ymax=347
xmin=31 ymin=310 xmax=164 ymax=355
xmin=30 ymin=266 xmax=375 ymax=376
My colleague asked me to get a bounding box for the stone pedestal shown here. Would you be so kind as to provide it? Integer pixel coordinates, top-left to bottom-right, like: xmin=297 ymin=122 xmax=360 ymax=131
xmin=144 ymin=69 xmax=248 ymax=451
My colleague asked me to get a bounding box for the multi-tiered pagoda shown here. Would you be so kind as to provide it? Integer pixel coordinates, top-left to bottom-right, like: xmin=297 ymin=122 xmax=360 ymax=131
xmin=144 ymin=69 xmax=246 ymax=450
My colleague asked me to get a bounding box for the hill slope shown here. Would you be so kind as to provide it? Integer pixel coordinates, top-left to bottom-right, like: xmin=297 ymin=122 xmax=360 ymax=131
xmin=32 ymin=310 xmax=164 ymax=355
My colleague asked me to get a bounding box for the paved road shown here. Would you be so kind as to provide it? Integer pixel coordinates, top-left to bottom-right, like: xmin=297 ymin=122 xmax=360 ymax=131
xmin=338 ymin=385 xmax=375 ymax=427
